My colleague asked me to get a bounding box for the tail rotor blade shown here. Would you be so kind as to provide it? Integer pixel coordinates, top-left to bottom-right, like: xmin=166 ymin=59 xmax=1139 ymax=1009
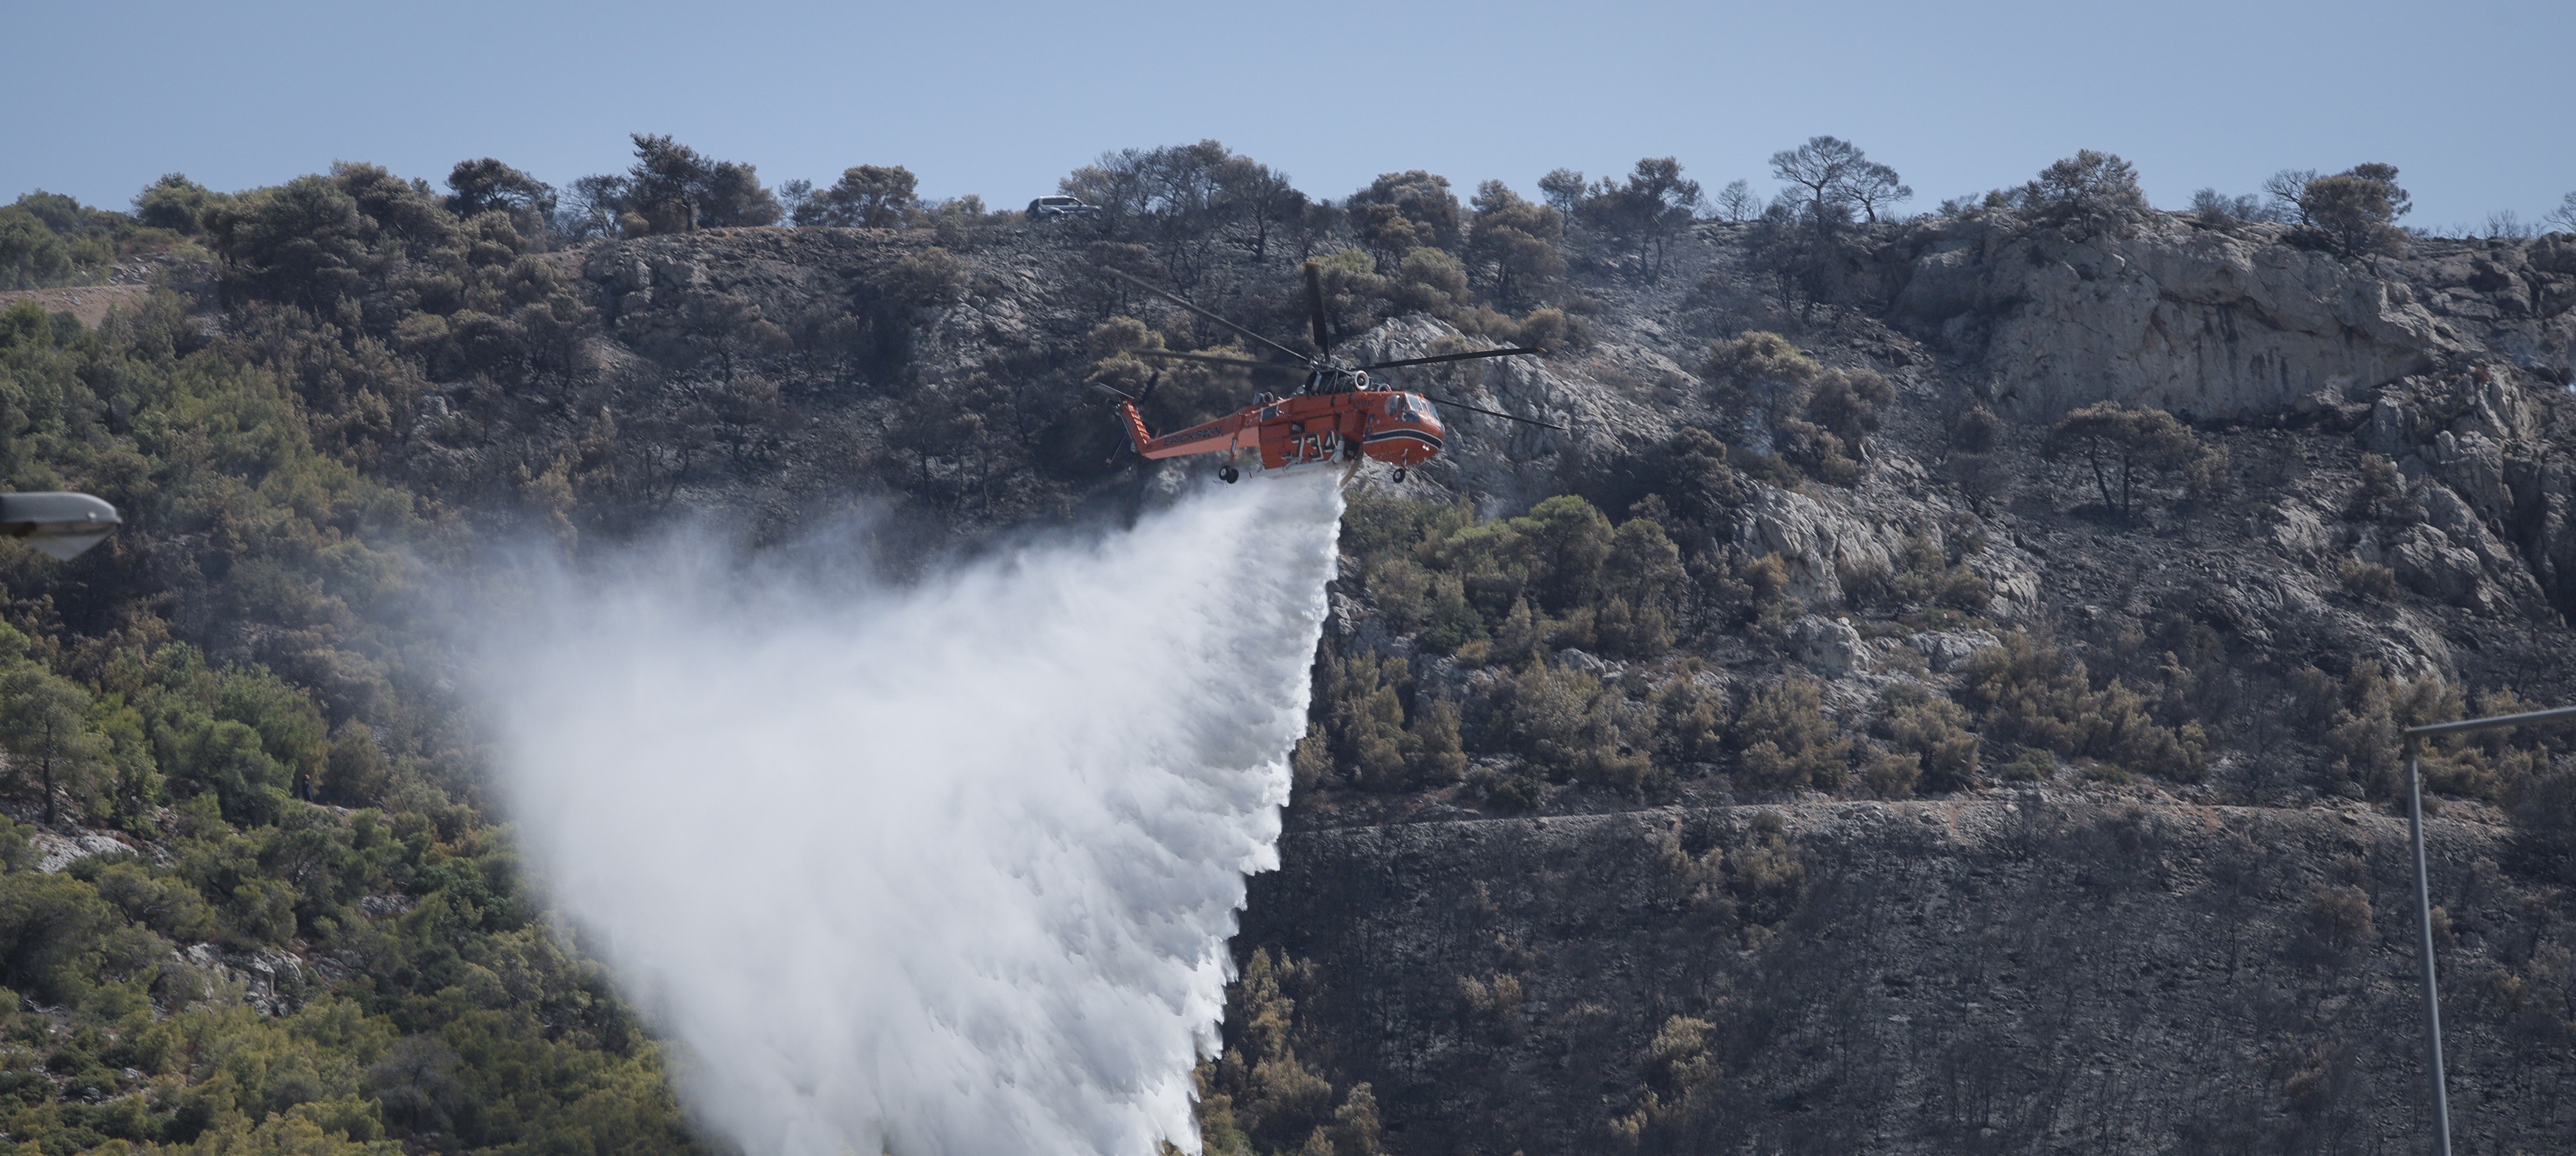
xmin=1303 ymin=261 xmax=1332 ymax=352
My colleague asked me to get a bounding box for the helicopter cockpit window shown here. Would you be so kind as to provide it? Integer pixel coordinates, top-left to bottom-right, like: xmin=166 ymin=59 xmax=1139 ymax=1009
xmin=1413 ymin=396 xmax=1440 ymax=423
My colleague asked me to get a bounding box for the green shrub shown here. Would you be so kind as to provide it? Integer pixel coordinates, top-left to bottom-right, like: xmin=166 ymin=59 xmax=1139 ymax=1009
xmin=1644 ymin=1015 xmax=1715 ymax=1095
xmin=1958 ymin=634 xmax=2207 ymax=782
xmin=2349 ymin=453 xmax=2422 ymax=523
xmin=1306 ymin=649 xmax=1470 ymax=792
xmin=0 ymin=622 xmax=111 ymax=823
xmin=1732 ymin=677 xmax=1848 ymax=792
xmin=135 ymin=174 xmax=227 ymax=236
xmin=1342 ymin=494 xmax=1682 ymax=660
xmin=1289 ymin=725 xmax=1333 ymax=795
xmin=164 ymin=719 xmax=291 ymax=826
xmin=1995 ymin=748 xmax=2056 ymax=782
xmin=1893 ymin=532 xmax=1992 ymax=612
xmin=2320 ymin=661 xmax=2466 ymax=798
xmin=1477 ymin=660 xmax=1652 ymax=793
xmin=0 ymin=819 xmax=32 ymax=872
xmin=1200 ymin=949 xmax=1385 ymax=1156
xmin=1362 ymin=557 xmax=1431 ymax=632
xmin=1859 ymin=748 xmax=1920 ymax=798
xmin=2338 ymin=557 xmax=2399 ymax=602
xmin=1418 ymin=574 xmax=1487 ymax=652
xmin=321 ymin=722 xmax=390 ymax=806
xmin=1705 ymin=331 xmax=1817 ymax=417
xmin=1597 ymin=519 xmax=1684 ymax=658
xmin=79 ymin=860 xmax=217 ymax=942
xmin=1409 ymin=699 xmax=1468 ymax=786
xmin=1465 ymin=765 xmax=1550 ymax=812
xmin=1632 ymin=429 xmax=1745 ymax=551
xmin=0 ymin=873 xmax=124 ymax=1006
xmin=1700 ymin=333 xmax=1889 ymax=486
xmin=0 ymin=207 xmax=76 ymax=289
xmin=1649 ymin=674 xmax=1727 ymax=766
xmin=1878 ymin=686 xmax=1980 ymax=792
xmin=2043 ymin=402 xmax=2206 ymax=519
xmin=1846 ymin=533 xmax=1992 ymax=616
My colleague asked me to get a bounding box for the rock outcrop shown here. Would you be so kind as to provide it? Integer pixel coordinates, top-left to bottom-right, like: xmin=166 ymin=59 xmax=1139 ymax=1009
xmin=1893 ymin=214 xmax=2453 ymax=419
xmin=1730 ymin=483 xmax=1893 ymax=604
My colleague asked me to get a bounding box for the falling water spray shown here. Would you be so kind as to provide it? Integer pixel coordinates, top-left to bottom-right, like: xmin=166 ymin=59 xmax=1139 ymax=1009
xmin=477 ymin=473 xmax=1345 ymax=1156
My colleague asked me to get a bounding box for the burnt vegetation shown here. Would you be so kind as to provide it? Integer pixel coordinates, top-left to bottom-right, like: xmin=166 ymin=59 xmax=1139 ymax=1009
xmin=0 ymin=124 xmax=2573 ymax=1155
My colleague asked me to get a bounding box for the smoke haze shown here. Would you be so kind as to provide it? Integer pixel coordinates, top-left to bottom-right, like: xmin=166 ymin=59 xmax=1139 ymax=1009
xmin=475 ymin=474 xmax=1345 ymax=1156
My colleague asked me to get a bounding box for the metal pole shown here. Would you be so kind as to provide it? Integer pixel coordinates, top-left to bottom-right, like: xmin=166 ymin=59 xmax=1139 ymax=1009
xmin=2393 ymin=704 xmax=2576 ymax=1153
xmin=2405 ymin=738 xmax=2453 ymax=1156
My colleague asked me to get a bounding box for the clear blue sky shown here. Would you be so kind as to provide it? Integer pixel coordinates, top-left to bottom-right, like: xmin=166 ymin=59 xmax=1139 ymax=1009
xmin=9 ymin=0 xmax=2572 ymax=230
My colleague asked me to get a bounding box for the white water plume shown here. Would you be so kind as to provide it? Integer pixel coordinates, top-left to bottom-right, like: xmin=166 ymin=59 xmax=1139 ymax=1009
xmin=476 ymin=474 xmax=1344 ymax=1156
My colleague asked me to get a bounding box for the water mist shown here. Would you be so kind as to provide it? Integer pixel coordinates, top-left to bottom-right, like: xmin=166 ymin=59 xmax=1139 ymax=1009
xmin=477 ymin=474 xmax=1345 ymax=1156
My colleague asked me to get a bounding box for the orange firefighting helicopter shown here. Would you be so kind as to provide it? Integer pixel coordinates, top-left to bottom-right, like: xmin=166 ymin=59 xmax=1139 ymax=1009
xmin=1089 ymin=264 xmax=1561 ymax=484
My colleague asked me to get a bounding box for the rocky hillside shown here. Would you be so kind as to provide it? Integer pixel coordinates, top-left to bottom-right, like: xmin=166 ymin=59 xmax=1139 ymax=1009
xmin=483 ymin=203 xmax=2576 ymax=1152
xmin=373 ymin=198 xmax=2576 ymax=1143
xmin=9 ymin=155 xmax=2572 ymax=1155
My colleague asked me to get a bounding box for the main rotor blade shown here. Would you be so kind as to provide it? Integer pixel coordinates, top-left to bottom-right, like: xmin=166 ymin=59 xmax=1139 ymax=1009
xmin=1417 ymin=392 xmax=1566 ymax=431
xmin=1127 ymin=348 xmax=1308 ymax=376
xmin=1359 ymin=346 xmax=1547 ymax=371
xmin=1101 ymin=267 xmax=1312 ymax=364
xmin=1303 ymin=261 xmax=1332 ymax=353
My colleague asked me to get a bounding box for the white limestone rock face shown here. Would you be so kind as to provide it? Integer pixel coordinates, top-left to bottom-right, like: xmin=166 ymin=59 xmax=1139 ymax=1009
xmin=1894 ymin=214 xmax=2455 ymax=420
xmin=32 ymin=831 xmax=134 ymax=874
xmin=2267 ymin=503 xmax=2333 ymax=560
xmin=1907 ymin=628 xmax=2001 ymax=673
xmin=1787 ymin=615 xmax=1869 ymax=674
xmin=1731 ymin=485 xmax=1894 ymax=605
xmin=2386 ymin=524 xmax=2486 ymax=607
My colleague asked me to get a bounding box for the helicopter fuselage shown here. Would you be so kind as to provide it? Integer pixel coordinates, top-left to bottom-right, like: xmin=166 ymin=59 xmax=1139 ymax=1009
xmin=1117 ymin=385 xmax=1445 ymax=473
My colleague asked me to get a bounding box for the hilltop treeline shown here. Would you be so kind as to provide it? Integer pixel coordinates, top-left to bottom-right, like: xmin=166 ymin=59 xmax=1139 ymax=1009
xmin=0 ymin=133 xmax=2448 ymax=534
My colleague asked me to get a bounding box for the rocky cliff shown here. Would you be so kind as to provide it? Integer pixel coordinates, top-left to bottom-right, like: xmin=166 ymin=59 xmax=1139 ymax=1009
xmin=1889 ymin=214 xmax=2455 ymax=420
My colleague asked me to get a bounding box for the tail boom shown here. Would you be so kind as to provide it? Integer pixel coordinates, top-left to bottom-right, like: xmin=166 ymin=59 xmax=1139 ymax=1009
xmin=1133 ymin=409 xmax=1250 ymax=460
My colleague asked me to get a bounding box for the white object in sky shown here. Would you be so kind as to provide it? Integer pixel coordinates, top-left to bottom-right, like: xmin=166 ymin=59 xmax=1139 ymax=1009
xmin=0 ymin=492 xmax=121 ymax=560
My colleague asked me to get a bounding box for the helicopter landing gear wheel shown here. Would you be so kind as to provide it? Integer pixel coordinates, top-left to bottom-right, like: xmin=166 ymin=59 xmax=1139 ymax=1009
xmin=1218 ymin=466 xmax=1240 ymax=484
xmin=1393 ymin=467 xmax=1408 ymax=483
